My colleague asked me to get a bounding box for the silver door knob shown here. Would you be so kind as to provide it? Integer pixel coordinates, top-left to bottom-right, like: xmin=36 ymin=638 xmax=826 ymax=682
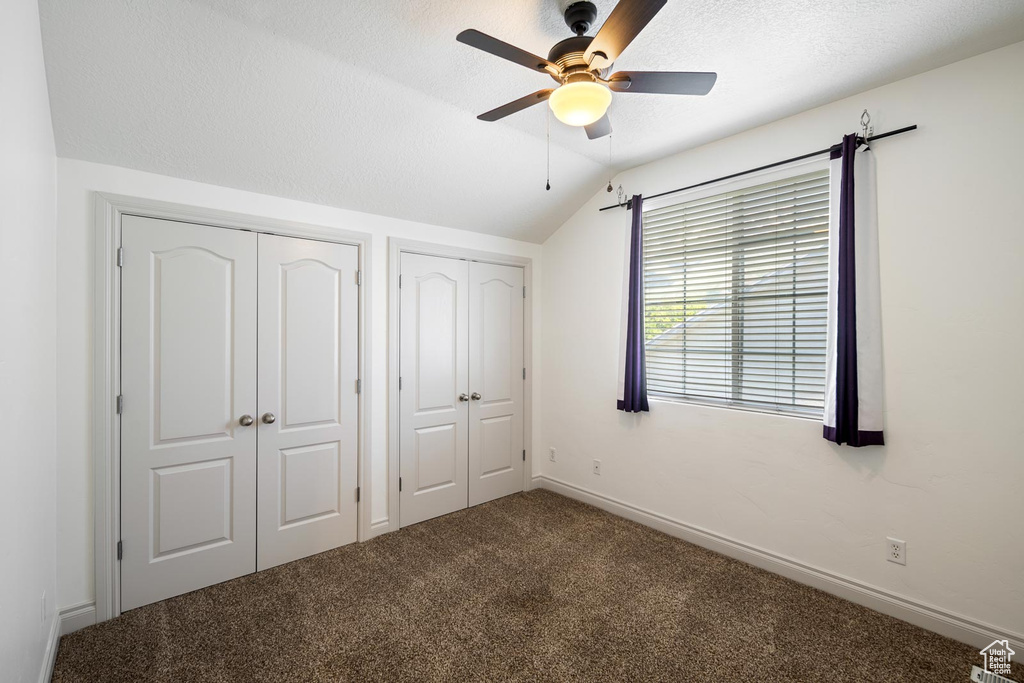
xmin=471 ymin=392 xmax=481 ymax=400
xmin=239 ymin=414 xmax=254 ymax=426
xmin=458 ymin=393 xmax=470 ymax=402
xmin=261 ymin=412 xmax=276 ymax=424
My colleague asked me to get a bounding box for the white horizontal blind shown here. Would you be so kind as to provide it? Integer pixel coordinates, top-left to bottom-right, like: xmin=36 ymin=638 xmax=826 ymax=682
xmin=643 ymin=168 xmax=830 ymax=417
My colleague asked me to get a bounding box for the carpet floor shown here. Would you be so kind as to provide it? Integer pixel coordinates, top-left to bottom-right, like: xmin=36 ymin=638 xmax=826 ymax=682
xmin=54 ymin=490 xmax=1015 ymax=682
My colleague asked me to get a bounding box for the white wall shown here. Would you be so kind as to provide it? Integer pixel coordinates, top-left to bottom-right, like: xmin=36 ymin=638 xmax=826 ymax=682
xmin=0 ymin=0 xmax=60 ymax=680
xmin=55 ymin=159 xmax=543 ymax=613
xmin=47 ymin=29 xmax=1024 ymax=648
xmin=541 ymin=41 xmax=1024 ymax=642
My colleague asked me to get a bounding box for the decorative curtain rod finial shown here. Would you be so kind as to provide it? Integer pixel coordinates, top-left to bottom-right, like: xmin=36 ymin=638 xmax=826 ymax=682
xmin=860 ymin=109 xmax=873 ymax=147
xmin=616 ymin=184 xmax=627 ymax=207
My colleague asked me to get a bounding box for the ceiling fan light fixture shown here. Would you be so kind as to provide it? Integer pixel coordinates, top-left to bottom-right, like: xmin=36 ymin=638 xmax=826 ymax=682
xmin=459 ymin=0 xmax=715 ymax=140
xmin=548 ymin=81 xmax=612 ymax=127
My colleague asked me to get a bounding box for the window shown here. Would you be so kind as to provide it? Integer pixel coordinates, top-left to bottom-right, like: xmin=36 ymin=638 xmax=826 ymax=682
xmin=642 ymin=166 xmax=829 ymax=417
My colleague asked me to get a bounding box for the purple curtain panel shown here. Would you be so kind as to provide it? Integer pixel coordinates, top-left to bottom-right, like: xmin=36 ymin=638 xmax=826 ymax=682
xmin=823 ymin=134 xmax=885 ymax=446
xmin=618 ymin=195 xmax=650 ymax=413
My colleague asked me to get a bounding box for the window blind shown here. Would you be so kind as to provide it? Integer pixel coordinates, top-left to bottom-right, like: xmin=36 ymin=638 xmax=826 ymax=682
xmin=642 ymin=168 xmax=830 ymax=417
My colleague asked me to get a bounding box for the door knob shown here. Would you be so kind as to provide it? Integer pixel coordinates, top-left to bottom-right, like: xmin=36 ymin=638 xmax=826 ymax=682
xmin=458 ymin=393 xmax=470 ymax=402
xmin=238 ymin=414 xmax=254 ymax=426
xmin=261 ymin=412 xmax=276 ymax=424
xmin=471 ymin=392 xmax=481 ymax=401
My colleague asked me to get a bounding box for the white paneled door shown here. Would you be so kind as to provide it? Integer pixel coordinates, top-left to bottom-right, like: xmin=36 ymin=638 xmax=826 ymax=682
xmin=468 ymin=262 xmax=525 ymax=506
xmin=256 ymin=234 xmax=359 ymax=571
xmin=399 ymin=253 xmax=470 ymax=527
xmin=120 ymin=216 xmax=258 ymax=611
xmin=399 ymin=254 xmax=525 ymax=527
xmin=121 ymin=218 xmax=360 ymax=610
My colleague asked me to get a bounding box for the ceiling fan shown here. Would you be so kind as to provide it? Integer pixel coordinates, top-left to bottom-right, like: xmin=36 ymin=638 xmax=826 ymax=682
xmin=456 ymin=0 xmax=717 ymax=140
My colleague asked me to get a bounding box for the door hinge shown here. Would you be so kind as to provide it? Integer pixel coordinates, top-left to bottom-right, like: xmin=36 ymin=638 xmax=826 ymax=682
xmin=523 ymin=285 xmax=526 ymax=299
xmin=356 ymin=378 xmax=361 ymax=394
xmin=116 ymin=394 xmax=124 ymax=414
xmin=399 ymin=477 xmax=403 ymax=492
xmin=523 ymin=367 xmax=526 ymax=380
xmin=523 ymin=449 xmax=526 ymax=462
xmin=356 ymin=270 xmax=362 ymax=286
xmin=399 ymin=376 xmax=403 ymax=390
xmin=116 ymin=247 xmax=124 ymax=267
xmin=117 ymin=540 xmax=123 ymax=561
xmin=398 ymin=274 xmax=402 ymax=289
xmin=356 ymin=486 xmax=360 ymax=503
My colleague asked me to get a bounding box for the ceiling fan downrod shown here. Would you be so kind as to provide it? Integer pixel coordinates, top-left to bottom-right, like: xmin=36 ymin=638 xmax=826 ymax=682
xmin=563 ymin=1 xmax=599 ymax=36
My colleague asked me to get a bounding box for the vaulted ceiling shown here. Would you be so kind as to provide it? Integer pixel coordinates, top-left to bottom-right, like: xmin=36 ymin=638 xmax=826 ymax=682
xmin=40 ymin=0 xmax=1024 ymax=242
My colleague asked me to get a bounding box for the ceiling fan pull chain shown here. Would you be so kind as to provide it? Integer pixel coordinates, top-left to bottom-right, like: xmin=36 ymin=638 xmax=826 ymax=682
xmin=606 ymin=133 xmax=614 ymax=192
xmin=546 ymin=107 xmax=551 ymax=191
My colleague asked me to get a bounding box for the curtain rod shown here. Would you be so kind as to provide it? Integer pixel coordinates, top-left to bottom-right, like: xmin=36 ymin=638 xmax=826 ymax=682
xmin=598 ymin=124 xmax=918 ymax=212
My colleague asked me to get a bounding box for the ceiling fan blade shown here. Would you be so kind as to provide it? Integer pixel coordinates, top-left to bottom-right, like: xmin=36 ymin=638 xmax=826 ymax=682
xmin=609 ymin=71 xmax=717 ymax=95
xmin=585 ymin=114 xmax=612 ymax=140
xmin=584 ymin=0 xmax=667 ymax=70
xmin=478 ymin=89 xmax=555 ymax=122
xmin=457 ymin=29 xmax=556 ymax=74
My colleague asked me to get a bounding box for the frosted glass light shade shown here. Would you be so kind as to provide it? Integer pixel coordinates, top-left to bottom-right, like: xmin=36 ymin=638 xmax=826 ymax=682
xmin=548 ymin=81 xmax=612 ymax=127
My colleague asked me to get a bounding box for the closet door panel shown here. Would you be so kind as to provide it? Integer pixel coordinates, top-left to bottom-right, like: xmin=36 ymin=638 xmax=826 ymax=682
xmin=399 ymin=253 xmax=469 ymax=527
xmin=468 ymin=262 xmax=525 ymax=506
xmin=120 ymin=216 xmax=257 ymax=611
xmin=256 ymin=234 xmax=359 ymax=571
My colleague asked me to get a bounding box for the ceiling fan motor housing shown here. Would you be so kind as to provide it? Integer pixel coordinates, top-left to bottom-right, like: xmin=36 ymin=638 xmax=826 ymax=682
xmin=548 ymin=35 xmax=611 ymax=81
xmin=563 ymin=1 xmax=598 ymax=35
xmin=548 ymin=35 xmax=610 ymax=82
xmin=547 ymin=35 xmax=592 ymax=67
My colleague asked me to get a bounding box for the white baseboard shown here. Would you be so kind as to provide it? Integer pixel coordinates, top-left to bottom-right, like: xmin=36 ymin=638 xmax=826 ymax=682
xmin=533 ymin=474 xmax=1021 ymax=650
xmin=58 ymin=601 xmax=96 ymax=636
xmin=38 ymin=612 xmax=61 ymax=683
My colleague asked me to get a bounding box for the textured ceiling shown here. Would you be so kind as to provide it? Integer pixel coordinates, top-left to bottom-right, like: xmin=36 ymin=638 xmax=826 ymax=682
xmin=39 ymin=0 xmax=1024 ymax=242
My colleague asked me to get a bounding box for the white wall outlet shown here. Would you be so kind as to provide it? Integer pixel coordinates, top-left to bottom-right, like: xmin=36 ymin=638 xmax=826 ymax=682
xmin=887 ymin=537 xmax=907 ymax=565
xmin=549 ymin=447 xmax=556 ymax=462
xmin=592 ymin=459 xmax=601 ymax=475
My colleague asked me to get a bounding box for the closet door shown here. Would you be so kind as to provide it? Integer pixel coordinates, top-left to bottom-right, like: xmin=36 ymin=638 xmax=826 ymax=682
xmin=120 ymin=216 xmax=257 ymax=611
xmin=256 ymin=234 xmax=360 ymax=571
xmin=468 ymin=262 xmax=525 ymax=506
xmin=399 ymin=253 xmax=469 ymax=527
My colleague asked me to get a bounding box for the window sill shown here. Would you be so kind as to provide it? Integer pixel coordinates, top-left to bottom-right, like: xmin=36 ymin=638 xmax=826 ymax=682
xmin=648 ymin=395 xmax=822 ymax=422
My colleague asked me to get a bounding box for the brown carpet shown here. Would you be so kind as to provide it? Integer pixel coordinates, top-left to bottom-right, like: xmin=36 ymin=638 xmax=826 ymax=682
xmin=54 ymin=490 xmax=1015 ymax=682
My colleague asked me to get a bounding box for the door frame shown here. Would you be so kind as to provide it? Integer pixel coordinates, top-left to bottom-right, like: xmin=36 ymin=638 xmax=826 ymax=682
xmin=386 ymin=238 xmax=535 ymax=531
xmin=93 ymin=193 xmax=373 ymax=623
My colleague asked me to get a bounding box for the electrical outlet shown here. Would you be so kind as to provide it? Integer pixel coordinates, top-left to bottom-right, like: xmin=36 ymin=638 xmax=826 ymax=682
xmin=592 ymin=459 xmax=601 ymax=475
xmin=549 ymin=447 xmax=556 ymax=462
xmin=887 ymin=537 xmax=906 ymax=565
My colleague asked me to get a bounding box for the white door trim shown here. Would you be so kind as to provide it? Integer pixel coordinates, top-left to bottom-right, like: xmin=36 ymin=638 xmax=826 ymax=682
xmin=385 ymin=238 xmax=534 ymax=535
xmin=93 ymin=193 xmax=373 ymax=623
